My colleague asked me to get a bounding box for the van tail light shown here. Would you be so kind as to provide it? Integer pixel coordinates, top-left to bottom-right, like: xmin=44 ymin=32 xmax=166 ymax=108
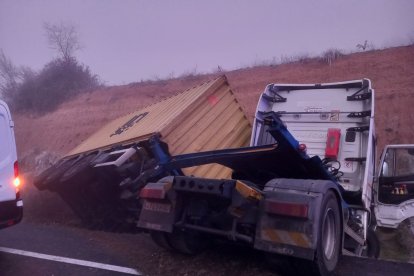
xmin=13 ymin=161 xmax=21 ymax=188
xmin=325 ymin=128 xmax=341 ymax=159
xmin=265 ymin=200 xmax=309 ymax=218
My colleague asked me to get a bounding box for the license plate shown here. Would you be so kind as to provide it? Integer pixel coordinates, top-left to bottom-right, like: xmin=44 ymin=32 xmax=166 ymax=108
xmin=143 ymin=201 xmax=172 ymax=213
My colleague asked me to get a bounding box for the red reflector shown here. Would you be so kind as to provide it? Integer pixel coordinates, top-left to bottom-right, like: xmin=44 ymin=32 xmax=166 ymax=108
xmin=139 ymin=188 xmax=166 ymax=199
xmin=298 ymin=144 xmax=307 ymax=152
xmin=325 ymin=128 xmax=341 ymax=159
xmin=265 ymin=200 xmax=309 ymax=218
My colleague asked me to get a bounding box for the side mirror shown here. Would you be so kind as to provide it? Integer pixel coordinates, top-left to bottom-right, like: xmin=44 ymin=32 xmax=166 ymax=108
xmin=381 ymin=161 xmax=389 ymax=177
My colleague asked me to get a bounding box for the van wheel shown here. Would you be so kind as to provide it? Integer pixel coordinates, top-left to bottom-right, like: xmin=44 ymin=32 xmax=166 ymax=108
xmin=311 ymin=191 xmax=341 ymax=276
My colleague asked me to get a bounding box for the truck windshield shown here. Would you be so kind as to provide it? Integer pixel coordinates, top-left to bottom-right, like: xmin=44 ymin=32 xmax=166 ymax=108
xmin=381 ymin=148 xmax=414 ymax=177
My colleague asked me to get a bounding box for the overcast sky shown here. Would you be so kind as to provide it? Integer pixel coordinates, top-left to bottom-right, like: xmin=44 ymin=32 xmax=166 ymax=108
xmin=1 ymin=0 xmax=413 ymax=85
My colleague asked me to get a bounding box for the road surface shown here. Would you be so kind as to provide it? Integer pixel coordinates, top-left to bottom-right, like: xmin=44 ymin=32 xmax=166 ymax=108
xmin=1 ymin=220 xmax=414 ymax=276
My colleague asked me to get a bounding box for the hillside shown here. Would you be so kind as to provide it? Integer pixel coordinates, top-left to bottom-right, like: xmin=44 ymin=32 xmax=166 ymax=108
xmin=15 ymin=45 xmax=414 ymax=164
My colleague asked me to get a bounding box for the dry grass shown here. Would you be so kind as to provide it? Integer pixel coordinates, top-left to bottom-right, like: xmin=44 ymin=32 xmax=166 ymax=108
xmin=14 ymin=45 xmax=414 ymax=160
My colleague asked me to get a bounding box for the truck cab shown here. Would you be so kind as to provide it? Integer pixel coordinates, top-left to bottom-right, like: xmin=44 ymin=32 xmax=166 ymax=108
xmin=0 ymin=100 xmax=23 ymax=229
xmin=374 ymin=145 xmax=414 ymax=228
xmin=251 ymin=79 xmax=375 ymax=208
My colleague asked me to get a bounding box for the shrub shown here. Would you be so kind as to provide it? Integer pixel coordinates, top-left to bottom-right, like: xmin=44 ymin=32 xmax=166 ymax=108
xmin=321 ymin=48 xmax=344 ymax=66
xmin=9 ymin=57 xmax=99 ymax=113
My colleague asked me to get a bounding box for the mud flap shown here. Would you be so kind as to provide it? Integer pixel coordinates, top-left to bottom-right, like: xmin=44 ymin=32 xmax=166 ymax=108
xmin=137 ymin=180 xmax=177 ymax=232
xmin=254 ymin=178 xmax=343 ymax=261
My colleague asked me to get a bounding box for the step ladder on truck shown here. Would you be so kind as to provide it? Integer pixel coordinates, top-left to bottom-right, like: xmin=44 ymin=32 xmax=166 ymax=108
xmin=136 ymin=79 xmax=414 ymax=275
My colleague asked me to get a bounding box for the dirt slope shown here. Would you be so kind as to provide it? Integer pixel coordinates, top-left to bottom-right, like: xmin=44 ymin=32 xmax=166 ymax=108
xmin=13 ymin=44 xmax=414 ymax=267
xmin=15 ymin=45 xmax=414 ymax=163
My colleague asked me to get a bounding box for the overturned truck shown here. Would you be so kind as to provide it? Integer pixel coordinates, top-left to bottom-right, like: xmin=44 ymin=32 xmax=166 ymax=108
xmin=36 ymin=76 xmax=414 ymax=275
xmin=35 ymin=76 xmax=252 ymax=231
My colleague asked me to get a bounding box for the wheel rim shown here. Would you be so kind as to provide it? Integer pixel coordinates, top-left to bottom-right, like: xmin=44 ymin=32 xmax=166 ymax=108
xmin=322 ymin=208 xmax=336 ymax=260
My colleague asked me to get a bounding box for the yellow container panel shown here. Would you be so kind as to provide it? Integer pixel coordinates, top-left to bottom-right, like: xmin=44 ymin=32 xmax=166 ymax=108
xmin=67 ymin=75 xmax=251 ymax=179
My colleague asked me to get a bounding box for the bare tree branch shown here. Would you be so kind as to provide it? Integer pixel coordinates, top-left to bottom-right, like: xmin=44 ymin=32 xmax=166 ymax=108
xmin=43 ymin=22 xmax=81 ymax=61
xmin=0 ymin=49 xmax=20 ymax=95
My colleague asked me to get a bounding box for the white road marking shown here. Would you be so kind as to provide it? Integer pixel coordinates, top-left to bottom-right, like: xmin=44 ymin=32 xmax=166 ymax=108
xmin=0 ymin=246 xmax=141 ymax=275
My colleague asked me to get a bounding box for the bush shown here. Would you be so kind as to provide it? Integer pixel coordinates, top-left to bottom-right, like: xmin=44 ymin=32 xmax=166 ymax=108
xmin=8 ymin=57 xmax=99 ymax=113
xmin=321 ymin=48 xmax=344 ymax=66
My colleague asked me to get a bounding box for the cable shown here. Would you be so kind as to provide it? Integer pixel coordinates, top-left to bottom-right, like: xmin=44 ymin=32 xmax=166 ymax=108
xmin=322 ymin=158 xmax=344 ymax=180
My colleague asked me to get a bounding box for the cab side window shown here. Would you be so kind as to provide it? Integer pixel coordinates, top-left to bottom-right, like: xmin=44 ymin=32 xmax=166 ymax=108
xmin=395 ymin=149 xmax=414 ymax=176
xmin=381 ymin=148 xmax=414 ymax=177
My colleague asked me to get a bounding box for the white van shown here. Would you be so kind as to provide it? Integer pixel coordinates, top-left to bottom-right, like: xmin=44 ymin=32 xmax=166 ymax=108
xmin=0 ymin=100 xmax=22 ymax=229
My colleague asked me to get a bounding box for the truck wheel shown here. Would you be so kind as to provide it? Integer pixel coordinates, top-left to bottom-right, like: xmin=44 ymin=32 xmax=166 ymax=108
xmin=150 ymin=231 xmax=174 ymax=251
xmin=312 ymin=191 xmax=341 ymax=276
xmin=34 ymin=157 xmax=78 ymax=190
xmin=363 ymin=228 xmax=380 ymax=258
xmin=60 ymin=152 xmax=98 ymax=183
xmin=167 ymin=230 xmax=207 ymax=255
xmin=266 ymin=253 xmax=302 ymax=276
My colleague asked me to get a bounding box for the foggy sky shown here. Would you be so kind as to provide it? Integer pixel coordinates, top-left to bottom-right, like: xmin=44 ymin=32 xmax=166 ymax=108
xmin=1 ymin=0 xmax=413 ymax=85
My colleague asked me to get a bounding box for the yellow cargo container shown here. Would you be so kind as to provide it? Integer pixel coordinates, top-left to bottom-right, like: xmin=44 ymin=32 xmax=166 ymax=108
xmin=67 ymin=75 xmax=251 ymax=179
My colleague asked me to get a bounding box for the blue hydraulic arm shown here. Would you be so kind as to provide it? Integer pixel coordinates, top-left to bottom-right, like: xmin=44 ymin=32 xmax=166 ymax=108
xmin=142 ymin=113 xmax=336 ymax=186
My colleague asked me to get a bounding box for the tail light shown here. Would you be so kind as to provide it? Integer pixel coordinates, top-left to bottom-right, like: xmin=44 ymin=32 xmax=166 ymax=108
xmin=140 ymin=188 xmax=165 ymax=199
xmin=325 ymin=128 xmax=341 ymax=159
xmin=265 ymin=200 xmax=309 ymax=218
xmin=298 ymin=143 xmax=307 ymax=152
xmin=13 ymin=161 xmax=21 ymax=188
xmin=139 ymin=182 xmax=170 ymax=199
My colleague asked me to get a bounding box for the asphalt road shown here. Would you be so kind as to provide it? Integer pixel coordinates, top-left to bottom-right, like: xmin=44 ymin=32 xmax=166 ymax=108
xmin=0 ymin=222 xmax=142 ymax=275
xmin=1 ymin=220 xmax=414 ymax=276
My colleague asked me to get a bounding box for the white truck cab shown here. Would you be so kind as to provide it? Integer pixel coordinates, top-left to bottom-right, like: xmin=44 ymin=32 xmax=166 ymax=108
xmin=374 ymin=144 xmax=414 ymax=228
xmin=252 ymin=79 xmax=414 ymax=236
xmin=0 ymin=100 xmax=23 ymax=229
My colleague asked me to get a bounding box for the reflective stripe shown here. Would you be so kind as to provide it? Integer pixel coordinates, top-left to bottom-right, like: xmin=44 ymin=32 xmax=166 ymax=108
xmin=235 ymin=181 xmax=263 ymax=200
xmin=261 ymin=229 xmax=311 ymax=248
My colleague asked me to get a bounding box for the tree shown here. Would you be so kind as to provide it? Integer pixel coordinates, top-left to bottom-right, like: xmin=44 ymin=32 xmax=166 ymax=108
xmin=0 ymin=49 xmax=21 ymax=100
xmin=356 ymin=40 xmax=368 ymax=51
xmin=2 ymin=23 xmax=99 ymax=112
xmin=44 ymin=22 xmax=81 ymax=61
xmin=10 ymin=58 xmax=99 ymax=112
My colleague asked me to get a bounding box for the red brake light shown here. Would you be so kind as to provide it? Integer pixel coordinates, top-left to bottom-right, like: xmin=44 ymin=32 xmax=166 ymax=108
xmin=139 ymin=187 xmax=166 ymax=199
xmin=13 ymin=161 xmax=21 ymax=188
xmin=265 ymin=200 xmax=309 ymax=218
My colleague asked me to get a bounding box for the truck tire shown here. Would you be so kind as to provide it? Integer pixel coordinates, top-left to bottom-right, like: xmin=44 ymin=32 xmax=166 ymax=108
xmin=265 ymin=253 xmax=302 ymax=276
xmin=166 ymin=230 xmax=207 ymax=255
xmin=150 ymin=231 xmax=174 ymax=251
xmin=34 ymin=157 xmax=79 ymax=190
xmin=60 ymin=152 xmax=99 ymax=183
xmin=311 ymin=190 xmax=341 ymax=276
xmin=363 ymin=228 xmax=380 ymax=258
